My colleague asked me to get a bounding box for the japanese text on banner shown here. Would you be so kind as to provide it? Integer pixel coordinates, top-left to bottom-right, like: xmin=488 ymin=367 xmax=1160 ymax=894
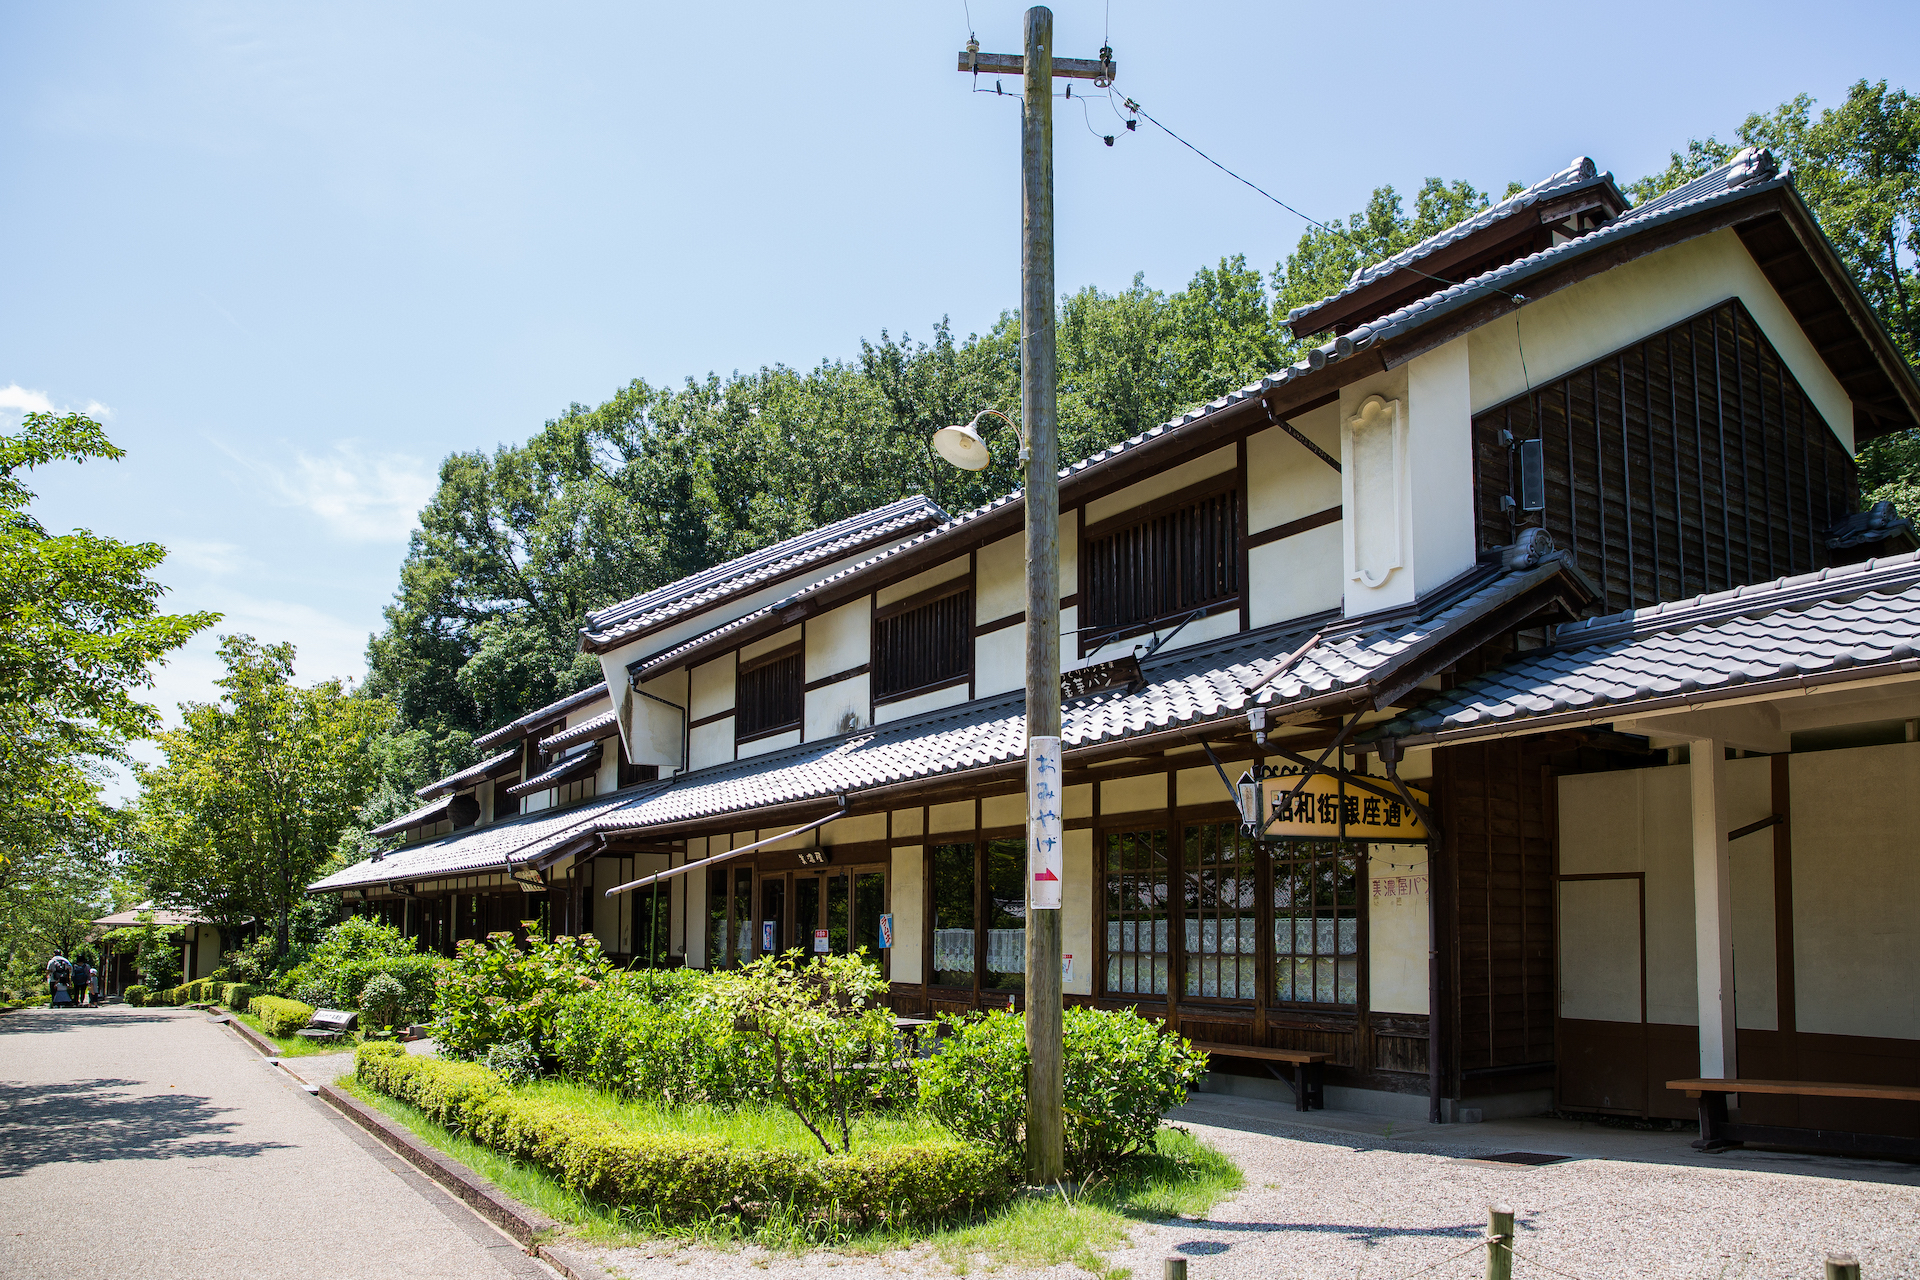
xmin=1028 ymin=735 xmax=1063 ymax=910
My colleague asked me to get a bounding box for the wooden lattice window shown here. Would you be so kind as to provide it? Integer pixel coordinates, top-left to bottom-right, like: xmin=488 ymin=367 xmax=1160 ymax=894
xmin=1272 ymin=840 xmax=1361 ymax=1006
xmin=1103 ymin=827 xmax=1170 ymax=996
xmin=874 ymin=586 xmax=971 ymax=701
xmin=1183 ymin=821 xmax=1258 ymax=1001
xmin=736 ymin=647 xmax=802 ymax=740
xmin=1082 ymin=477 xmax=1240 ymax=643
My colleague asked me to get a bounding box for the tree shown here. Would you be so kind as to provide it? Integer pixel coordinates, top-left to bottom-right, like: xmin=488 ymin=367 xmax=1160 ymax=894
xmin=0 ymin=411 xmax=215 ymax=989
xmin=134 ymin=636 xmax=393 ymax=957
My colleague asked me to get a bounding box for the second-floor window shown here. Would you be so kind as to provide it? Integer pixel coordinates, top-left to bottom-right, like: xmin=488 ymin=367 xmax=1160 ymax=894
xmin=1083 ymin=477 xmax=1240 ymax=642
xmin=737 ymin=646 xmax=802 ymax=739
xmin=874 ymin=586 xmax=972 ymax=701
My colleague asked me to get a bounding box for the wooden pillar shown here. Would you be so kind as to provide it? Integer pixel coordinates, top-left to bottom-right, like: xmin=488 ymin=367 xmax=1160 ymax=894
xmin=1689 ymin=738 xmax=1737 ymax=1079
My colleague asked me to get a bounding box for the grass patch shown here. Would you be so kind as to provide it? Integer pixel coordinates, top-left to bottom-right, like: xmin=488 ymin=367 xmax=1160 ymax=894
xmin=344 ymin=1067 xmax=1241 ymax=1276
xmin=231 ymin=1010 xmax=349 ymax=1058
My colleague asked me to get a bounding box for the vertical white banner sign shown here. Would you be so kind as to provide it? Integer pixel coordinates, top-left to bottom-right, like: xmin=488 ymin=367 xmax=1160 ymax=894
xmin=1028 ymin=735 xmax=1063 ymax=910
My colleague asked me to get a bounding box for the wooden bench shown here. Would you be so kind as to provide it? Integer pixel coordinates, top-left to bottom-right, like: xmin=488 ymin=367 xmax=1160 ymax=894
xmin=1669 ymin=1078 xmax=1920 ymax=1160
xmin=1192 ymin=1042 xmax=1332 ymax=1112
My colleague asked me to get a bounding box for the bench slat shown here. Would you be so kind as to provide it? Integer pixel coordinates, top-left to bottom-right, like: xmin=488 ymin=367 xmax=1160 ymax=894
xmin=1191 ymin=1040 xmax=1331 ymax=1064
xmin=1668 ymin=1078 xmax=1920 ymax=1103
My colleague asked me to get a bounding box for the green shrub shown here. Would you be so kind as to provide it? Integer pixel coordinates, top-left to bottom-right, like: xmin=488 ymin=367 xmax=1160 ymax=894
xmin=353 ymin=1043 xmax=1007 ymax=1229
xmin=918 ymin=1007 xmax=1207 ymax=1175
xmin=435 ymin=930 xmax=610 ymax=1061
xmin=220 ymin=983 xmax=254 ymax=1013
xmin=358 ymin=973 xmax=407 ymax=1028
xmin=553 ymin=973 xmax=761 ymax=1108
xmin=281 ymin=916 xmax=415 ymax=998
xmin=253 ymin=995 xmax=316 ymax=1037
xmin=124 ymin=985 xmax=150 ymax=1007
xmin=332 ymin=956 xmax=440 ymax=1021
xmin=173 ymin=985 xmax=192 ymax=1006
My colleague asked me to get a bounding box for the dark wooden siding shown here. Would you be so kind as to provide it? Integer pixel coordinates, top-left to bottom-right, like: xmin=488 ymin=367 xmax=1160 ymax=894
xmin=737 ymin=648 xmax=802 ymax=739
xmin=1473 ymin=299 xmax=1857 ymax=613
xmin=1083 ymin=482 xmax=1240 ymax=638
xmin=874 ymin=589 xmax=971 ymax=700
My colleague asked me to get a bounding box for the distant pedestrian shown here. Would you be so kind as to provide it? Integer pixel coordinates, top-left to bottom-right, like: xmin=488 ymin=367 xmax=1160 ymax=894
xmin=72 ymin=958 xmax=93 ymax=1007
xmin=46 ymin=955 xmax=72 ymax=1007
xmin=90 ymin=963 xmax=104 ymax=1005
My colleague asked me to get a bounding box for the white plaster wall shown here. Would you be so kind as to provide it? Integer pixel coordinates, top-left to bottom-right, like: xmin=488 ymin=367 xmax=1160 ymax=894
xmin=805 ymin=672 xmax=870 ymax=740
xmin=690 ymin=718 xmax=734 ymax=771
xmin=1558 ymin=878 xmax=1640 ymax=1022
xmin=877 ymin=557 xmax=968 ymax=608
xmin=874 ymin=679 xmax=969 ymax=724
xmin=564 ymin=696 xmax=613 ymax=728
xmin=1405 ymin=339 xmax=1478 ymax=594
xmin=634 ymin=671 xmax=691 ymax=774
xmin=690 ymin=654 xmax=736 ymax=721
xmin=1063 ymin=783 xmax=1092 ymax=820
xmin=1793 ymin=742 xmax=1920 ymax=1040
xmin=822 ymin=813 xmax=886 ymax=846
xmin=975 ymin=534 xmax=1024 ymax=622
xmin=891 ymin=845 xmax=924 ymax=982
xmin=1557 ymin=757 xmax=1772 ymax=1027
xmin=1063 ymin=827 xmax=1093 ymax=995
xmin=1248 ymin=524 xmax=1344 ymax=628
xmin=1467 ymin=228 xmax=1856 ymax=452
xmin=742 ymin=624 xmax=803 ymax=664
xmin=929 ymin=800 xmax=974 ymax=833
xmin=805 ymin=602 xmax=868 ymax=680
xmin=1338 ymin=367 xmax=1413 ymax=614
xmin=1084 ymin=445 xmax=1235 ymax=526
xmin=1101 ymin=773 xmax=1167 ymax=814
xmin=981 ymin=791 xmax=1024 ymax=829
xmin=738 ymin=728 xmax=800 ymax=760
xmin=1368 ymin=844 xmax=1430 ymax=1015
xmin=1247 ymin=406 xmax=1341 ymax=530
xmin=892 ymin=807 xmax=924 ymax=838
xmin=975 ymin=623 xmax=1024 ymax=698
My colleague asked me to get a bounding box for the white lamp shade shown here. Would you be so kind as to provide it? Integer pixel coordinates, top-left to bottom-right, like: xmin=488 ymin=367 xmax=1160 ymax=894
xmin=932 ymin=422 xmax=992 ymax=471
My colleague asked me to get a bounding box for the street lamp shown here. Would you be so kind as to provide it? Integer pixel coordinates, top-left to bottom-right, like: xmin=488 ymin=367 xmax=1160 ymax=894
xmin=933 ymin=410 xmax=1026 ymax=471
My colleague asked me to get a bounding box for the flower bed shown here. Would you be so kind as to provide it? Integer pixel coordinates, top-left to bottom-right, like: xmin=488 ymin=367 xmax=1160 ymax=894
xmin=353 ymin=1042 xmax=1009 ymax=1230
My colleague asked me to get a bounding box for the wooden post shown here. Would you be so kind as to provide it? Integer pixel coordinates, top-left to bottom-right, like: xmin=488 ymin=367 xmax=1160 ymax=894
xmin=1163 ymin=1258 xmax=1187 ymax=1280
xmin=1825 ymin=1254 xmax=1861 ymax=1280
xmin=1689 ymin=736 xmax=1737 ymax=1079
xmin=1020 ymin=3 xmax=1065 ymax=1187
xmin=1485 ymin=1204 xmax=1513 ymax=1280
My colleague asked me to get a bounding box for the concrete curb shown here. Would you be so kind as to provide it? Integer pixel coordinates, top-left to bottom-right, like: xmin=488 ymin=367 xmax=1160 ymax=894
xmin=314 ymin=1079 xmax=619 ymax=1280
xmin=219 ymin=1012 xmax=284 ymax=1058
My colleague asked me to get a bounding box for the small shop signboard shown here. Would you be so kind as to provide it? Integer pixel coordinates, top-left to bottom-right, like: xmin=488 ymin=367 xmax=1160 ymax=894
xmin=878 ymin=913 xmax=894 ymax=948
xmin=814 ymin=929 xmax=830 ymax=953
xmin=1265 ymin=769 xmax=1430 ymax=840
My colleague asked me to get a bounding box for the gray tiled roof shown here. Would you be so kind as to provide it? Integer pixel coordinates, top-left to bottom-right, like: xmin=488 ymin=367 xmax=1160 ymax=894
xmin=416 ymin=747 xmax=521 ymax=800
xmin=539 ymin=709 xmax=618 ymax=754
xmin=504 ymin=744 xmax=603 ymax=799
xmin=580 ymin=496 xmax=947 ymax=649
xmin=473 ymin=682 xmax=609 ymax=751
xmin=312 ymin=555 xmax=1584 ymax=901
xmin=1366 ymin=551 xmax=1920 ymax=748
xmin=1286 ymin=157 xmax=1617 ymax=326
xmin=367 ymin=794 xmax=454 ymax=839
xmin=310 ymin=786 xmax=664 ymax=893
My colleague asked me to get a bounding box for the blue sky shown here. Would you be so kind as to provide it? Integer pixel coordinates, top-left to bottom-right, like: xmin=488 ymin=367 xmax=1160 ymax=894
xmin=4 ymin=0 xmax=1914 ymax=755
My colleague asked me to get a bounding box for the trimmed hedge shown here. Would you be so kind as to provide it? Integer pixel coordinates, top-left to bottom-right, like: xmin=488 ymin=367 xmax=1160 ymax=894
xmin=220 ymin=983 xmax=255 ymax=1013
xmin=173 ymin=985 xmax=192 ymax=1006
xmin=252 ymin=995 xmax=316 ymax=1037
xmin=124 ymin=985 xmax=150 ymax=1007
xmin=353 ymin=1043 xmax=1008 ymax=1229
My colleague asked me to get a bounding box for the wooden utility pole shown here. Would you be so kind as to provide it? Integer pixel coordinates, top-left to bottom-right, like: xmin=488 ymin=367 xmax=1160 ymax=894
xmin=956 ymin=7 xmax=1114 ymax=1186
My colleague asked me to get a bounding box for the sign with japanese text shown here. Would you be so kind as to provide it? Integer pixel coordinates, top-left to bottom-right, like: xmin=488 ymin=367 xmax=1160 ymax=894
xmin=1028 ymin=735 xmax=1063 ymax=909
xmin=879 ymin=913 xmax=894 ymax=949
xmin=813 ymin=929 xmax=830 ymax=953
xmin=1266 ymin=769 xmax=1429 ymax=840
xmin=1060 ymin=655 xmax=1143 ymax=701
xmin=762 ymin=921 xmax=776 ymax=951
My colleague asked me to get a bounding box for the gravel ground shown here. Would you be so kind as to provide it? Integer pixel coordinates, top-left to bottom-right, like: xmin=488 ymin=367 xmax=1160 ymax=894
xmin=581 ymin=1093 xmax=1920 ymax=1280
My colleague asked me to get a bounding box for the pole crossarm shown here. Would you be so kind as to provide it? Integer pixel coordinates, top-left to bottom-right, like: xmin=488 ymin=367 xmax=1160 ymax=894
xmin=957 ymin=50 xmax=1116 ymax=81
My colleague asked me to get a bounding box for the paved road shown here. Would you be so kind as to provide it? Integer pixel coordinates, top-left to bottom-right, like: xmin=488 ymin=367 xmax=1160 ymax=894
xmin=0 ymin=1003 xmax=555 ymax=1280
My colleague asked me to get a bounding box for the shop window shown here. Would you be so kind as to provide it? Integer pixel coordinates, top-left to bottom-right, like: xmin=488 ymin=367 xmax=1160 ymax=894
xmin=931 ymin=842 xmax=975 ymax=987
xmin=983 ymin=837 xmax=1026 ymax=990
xmin=874 ymin=588 xmax=972 ymax=701
xmin=1184 ymin=821 xmax=1257 ymax=1001
xmin=1272 ymin=840 xmax=1361 ymax=1005
xmin=707 ymin=865 xmax=755 ymax=968
xmin=737 ymin=647 xmax=802 ymax=740
xmin=1103 ymin=827 xmax=1170 ymax=996
xmin=1082 ymin=480 xmax=1239 ymax=643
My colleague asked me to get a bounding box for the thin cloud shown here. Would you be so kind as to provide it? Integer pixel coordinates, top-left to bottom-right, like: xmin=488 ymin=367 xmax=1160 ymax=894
xmin=0 ymin=384 xmax=56 ymax=414
xmin=220 ymin=439 xmax=435 ymax=543
xmin=167 ymin=539 xmax=248 ymax=575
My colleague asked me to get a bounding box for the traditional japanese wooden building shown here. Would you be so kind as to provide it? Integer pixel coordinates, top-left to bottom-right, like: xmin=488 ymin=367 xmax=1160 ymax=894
xmin=312 ymin=148 xmax=1920 ymax=1128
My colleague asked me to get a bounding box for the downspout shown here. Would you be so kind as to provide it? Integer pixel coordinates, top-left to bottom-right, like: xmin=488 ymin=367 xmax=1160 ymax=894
xmin=1380 ymin=737 xmax=1445 ymax=1125
xmin=633 ymin=679 xmax=690 ymax=776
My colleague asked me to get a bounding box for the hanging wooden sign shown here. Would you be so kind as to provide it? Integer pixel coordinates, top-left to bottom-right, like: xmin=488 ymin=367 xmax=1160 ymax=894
xmin=1264 ymin=770 xmax=1429 ymax=841
xmin=1060 ymin=655 xmax=1143 ymax=701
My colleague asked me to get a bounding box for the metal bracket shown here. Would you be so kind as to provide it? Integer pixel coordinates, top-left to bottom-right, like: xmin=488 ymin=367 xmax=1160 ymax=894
xmin=1265 ymin=400 xmax=1341 ymax=473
